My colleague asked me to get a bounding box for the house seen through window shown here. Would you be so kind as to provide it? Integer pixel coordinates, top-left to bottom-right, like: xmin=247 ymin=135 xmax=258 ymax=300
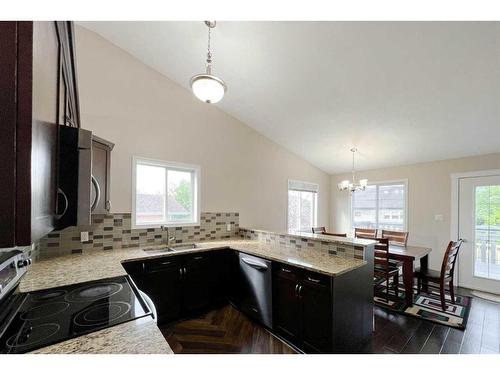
xmin=351 ymin=181 xmax=407 ymax=231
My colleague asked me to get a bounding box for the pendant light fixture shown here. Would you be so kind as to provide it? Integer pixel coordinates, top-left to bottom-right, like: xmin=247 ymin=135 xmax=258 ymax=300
xmin=337 ymin=148 xmax=368 ymax=193
xmin=190 ymin=21 xmax=227 ymax=104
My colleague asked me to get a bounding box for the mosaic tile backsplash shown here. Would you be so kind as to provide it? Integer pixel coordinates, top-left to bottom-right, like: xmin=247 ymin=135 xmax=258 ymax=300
xmin=238 ymin=228 xmax=366 ymax=260
xmin=38 ymin=212 xmax=239 ymax=259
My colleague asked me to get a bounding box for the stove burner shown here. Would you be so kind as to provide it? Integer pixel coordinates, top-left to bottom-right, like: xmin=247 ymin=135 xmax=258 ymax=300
xmin=30 ymin=290 xmax=67 ymax=302
xmin=73 ymin=302 xmax=131 ymax=327
xmin=65 ymin=282 xmax=123 ymax=303
xmin=6 ymin=323 xmax=60 ymax=349
xmin=20 ymin=302 xmax=70 ymax=321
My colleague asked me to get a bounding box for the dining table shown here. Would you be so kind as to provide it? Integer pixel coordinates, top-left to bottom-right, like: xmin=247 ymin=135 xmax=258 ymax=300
xmin=388 ymin=244 xmax=432 ymax=307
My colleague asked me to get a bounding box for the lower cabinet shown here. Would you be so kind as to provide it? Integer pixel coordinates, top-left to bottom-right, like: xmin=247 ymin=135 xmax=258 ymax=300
xmin=123 ymin=249 xmax=370 ymax=353
xmin=123 ymin=252 xmax=214 ymax=325
xmin=273 ymin=263 xmax=333 ymax=353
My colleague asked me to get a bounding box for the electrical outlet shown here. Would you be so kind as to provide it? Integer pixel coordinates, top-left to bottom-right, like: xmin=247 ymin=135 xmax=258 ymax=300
xmin=434 ymin=214 xmax=444 ymax=222
xmin=80 ymin=231 xmax=89 ymax=242
xmin=226 ymin=223 xmax=232 ymax=232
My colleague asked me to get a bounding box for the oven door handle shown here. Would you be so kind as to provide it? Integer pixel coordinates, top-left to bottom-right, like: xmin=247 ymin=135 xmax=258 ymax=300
xmin=138 ymin=289 xmax=157 ymax=323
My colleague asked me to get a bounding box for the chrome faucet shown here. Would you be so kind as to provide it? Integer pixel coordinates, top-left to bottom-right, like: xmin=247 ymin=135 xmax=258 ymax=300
xmin=161 ymin=226 xmax=176 ymax=246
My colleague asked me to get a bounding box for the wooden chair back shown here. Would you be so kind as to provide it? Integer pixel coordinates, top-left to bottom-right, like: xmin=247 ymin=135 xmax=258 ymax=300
xmin=374 ymin=238 xmax=390 ymax=272
xmin=355 ymin=228 xmax=377 ymax=239
xmin=440 ymin=239 xmax=463 ymax=279
xmin=311 ymin=227 xmax=326 ymax=234
xmin=322 ymin=232 xmax=347 ymax=237
xmin=381 ymin=229 xmax=409 ymax=247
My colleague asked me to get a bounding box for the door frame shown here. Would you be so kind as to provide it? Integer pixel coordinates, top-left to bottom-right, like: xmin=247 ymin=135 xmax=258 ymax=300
xmin=450 ymin=169 xmax=500 ymax=288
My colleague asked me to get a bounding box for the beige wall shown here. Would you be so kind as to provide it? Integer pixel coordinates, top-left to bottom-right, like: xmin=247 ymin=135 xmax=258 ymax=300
xmin=74 ymin=26 xmax=330 ymax=232
xmin=331 ymin=153 xmax=500 ymax=270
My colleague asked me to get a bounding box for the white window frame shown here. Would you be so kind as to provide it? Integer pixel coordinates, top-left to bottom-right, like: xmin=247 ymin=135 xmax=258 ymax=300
xmin=131 ymin=156 xmax=201 ymax=229
xmin=287 ymin=179 xmax=319 ymax=233
xmin=350 ymin=179 xmax=408 ymax=231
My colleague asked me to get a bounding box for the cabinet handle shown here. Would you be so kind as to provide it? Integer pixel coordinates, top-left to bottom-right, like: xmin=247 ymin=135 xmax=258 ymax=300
xmin=91 ymin=175 xmax=101 ymax=212
xmin=298 ymin=285 xmax=303 ymax=298
xmin=179 ymin=267 xmax=183 ymax=278
xmin=294 ymin=283 xmax=299 ymax=298
xmin=160 ymin=261 xmax=171 ymax=265
xmin=307 ymin=276 xmax=321 ymax=283
xmin=281 ymin=268 xmax=292 ymax=273
xmin=194 ymin=256 xmax=203 ymax=260
xmin=55 ymin=188 xmax=69 ymax=219
xmin=183 ymin=267 xmax=187 ymax=276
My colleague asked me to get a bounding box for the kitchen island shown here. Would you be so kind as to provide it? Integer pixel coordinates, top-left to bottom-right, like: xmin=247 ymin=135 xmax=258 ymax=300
xmin=20 ymin=235 xmax=375 ymax=354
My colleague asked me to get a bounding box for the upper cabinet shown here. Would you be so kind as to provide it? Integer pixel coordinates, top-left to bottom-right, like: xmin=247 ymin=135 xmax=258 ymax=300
xmin=0 ymin=21 xmax=82 ymax=248
xmin=91 ymin=136 xmax=114 ymax=214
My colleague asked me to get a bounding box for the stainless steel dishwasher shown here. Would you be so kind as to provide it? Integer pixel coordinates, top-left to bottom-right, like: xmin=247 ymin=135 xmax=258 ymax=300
xmin=238 ymin=252 xmax=273 ymax=328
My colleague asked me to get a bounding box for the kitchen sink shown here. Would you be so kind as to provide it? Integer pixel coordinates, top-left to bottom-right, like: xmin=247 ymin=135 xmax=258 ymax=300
xmin=167 ymin=243 xmax=199 ymax=251
xmin=142 ymin=243 xmax=199 ymax=254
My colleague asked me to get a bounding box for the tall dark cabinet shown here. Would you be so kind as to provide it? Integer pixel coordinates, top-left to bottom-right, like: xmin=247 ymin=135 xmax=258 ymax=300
xmin=0 ymin=21 xmax=81 ymax=248
xmin=91 ymin=136 xmax=114 ymax=214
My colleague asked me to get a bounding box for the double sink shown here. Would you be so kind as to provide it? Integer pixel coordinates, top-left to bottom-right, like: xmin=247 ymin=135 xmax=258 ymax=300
xmin=142 ymin=243 xmax=200 ymax=254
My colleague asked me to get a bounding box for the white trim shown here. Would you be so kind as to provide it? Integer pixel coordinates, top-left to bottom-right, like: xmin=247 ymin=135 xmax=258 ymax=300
xmin=349 ymin=179 xmax=409 ymax=231
xmin=450 ymin=169 xmax=500 ymax=241
xmin=131 ymin=156 xmax=201 ymax=229
xmin=450 ymin=169 xmax=500 ymax=287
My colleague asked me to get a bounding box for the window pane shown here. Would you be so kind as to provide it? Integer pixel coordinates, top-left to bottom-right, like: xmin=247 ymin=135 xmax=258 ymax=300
xmin=167 ymin=169 xmax=193 ymax=222
xmin=288 ymin=190 xmax=300 ymax=232
xmin=299 ymin=191 xmax=314 ymax=232
xmin=378 ymin=184 xmax=405 ymax=231
xmin=136 ymin=164 xmax=166 ymax=224
xmin=352 ymin=185 xmax=377 ymax=228
xmin=474 ymin=185 xmax=500 ymax=280
xmin=352 ymin=183 xmax=406 ymax=231
xmin=288 ymin=189 xmax=317 ymax=232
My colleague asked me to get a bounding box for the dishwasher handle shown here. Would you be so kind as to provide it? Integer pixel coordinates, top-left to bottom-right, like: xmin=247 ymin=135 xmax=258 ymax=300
xmin=241 ymin=257 xmax=269 ymax=270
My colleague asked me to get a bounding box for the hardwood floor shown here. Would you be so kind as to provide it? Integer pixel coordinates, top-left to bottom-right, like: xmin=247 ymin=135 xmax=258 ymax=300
xmin=160 ymin=304 xmax=298 ymax=354
xmin=364 ymin=288 xmax=500 ymax=354
xmin=160 ymin=288 xmax=500 ymax=354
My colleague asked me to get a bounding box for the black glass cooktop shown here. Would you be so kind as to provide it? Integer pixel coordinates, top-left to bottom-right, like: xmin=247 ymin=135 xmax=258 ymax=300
xmin=0 ymin=275 xmax=152 ymax=353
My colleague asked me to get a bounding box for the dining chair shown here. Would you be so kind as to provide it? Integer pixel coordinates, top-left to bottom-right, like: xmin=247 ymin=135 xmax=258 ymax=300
xmin=381 ymin=229 xmax=409 ymax=246
xmin=373 ymin=238 xmax=399 ymax=302
xmin=322 ymin=232 xmax=347 ymax=237
xmin=415 ymin=239 xmax=463 ymax=311
xmin=312 ymin=226 xmax=326 ymax=234
xmin=354 ymin=228 xmax=377 ymax=239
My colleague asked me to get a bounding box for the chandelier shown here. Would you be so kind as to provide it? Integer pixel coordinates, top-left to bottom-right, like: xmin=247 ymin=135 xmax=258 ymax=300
xmin=190 ymin=21 xmax=227 ymax=104
xmin=337 ymin=148 xmax=368 ymax=192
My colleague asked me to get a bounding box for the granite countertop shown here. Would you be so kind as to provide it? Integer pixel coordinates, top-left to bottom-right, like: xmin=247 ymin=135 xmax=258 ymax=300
xmin=20 ymin=238 xmax=367 ymax=354
xmin=30 ymin=317 xmax=172 ymax=354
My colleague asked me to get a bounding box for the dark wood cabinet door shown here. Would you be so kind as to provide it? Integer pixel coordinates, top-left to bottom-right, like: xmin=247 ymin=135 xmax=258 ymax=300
xmin=210 ymin=250 xmax=233 ymax=304
xmin=91 ymin=137 xmax=114 ymax=214
xmin=273 ymin=265 xmax=301 ymax=342
xmin=300 ymin=274 xmax=333 ymax=353
xmin=182 ymin=253 xmax=211 ymax=315
xmin=143 ymin=259 xmax=183 ymax=325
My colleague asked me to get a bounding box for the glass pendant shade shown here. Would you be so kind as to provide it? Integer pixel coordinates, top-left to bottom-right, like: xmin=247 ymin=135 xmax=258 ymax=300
xmin=190 ymin=74 xmax=226 ymax=104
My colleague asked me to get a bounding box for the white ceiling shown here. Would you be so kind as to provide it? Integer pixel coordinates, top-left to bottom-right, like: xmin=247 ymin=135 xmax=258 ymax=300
xmin=78 ymin=21 xmax=500 ymax=174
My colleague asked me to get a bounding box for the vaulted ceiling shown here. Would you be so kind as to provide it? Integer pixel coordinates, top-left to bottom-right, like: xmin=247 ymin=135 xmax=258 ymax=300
xmin=78 ymin=21 xmax=500 ymax=174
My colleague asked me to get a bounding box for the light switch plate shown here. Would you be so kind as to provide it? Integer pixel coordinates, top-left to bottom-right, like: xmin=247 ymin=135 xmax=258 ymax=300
xmin=80 ymin=231 xmax=89 ymax=242
xmin=434 ymin=214 xmax=444 ymax=222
